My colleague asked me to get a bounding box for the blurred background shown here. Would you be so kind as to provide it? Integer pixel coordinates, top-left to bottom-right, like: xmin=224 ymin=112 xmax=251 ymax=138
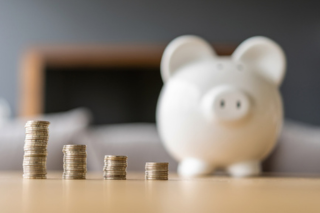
xmin=0 ymin=0 xmax=319 ymax=174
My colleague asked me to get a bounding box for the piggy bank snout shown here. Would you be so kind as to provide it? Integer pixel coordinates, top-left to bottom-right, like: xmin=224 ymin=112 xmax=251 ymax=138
xmin=202 ymin=86 xmax=251 ymax=123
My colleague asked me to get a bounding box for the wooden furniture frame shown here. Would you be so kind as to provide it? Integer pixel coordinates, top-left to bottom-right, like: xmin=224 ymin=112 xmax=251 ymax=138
xmin=19 ymin=44 xmax=236 ymax=117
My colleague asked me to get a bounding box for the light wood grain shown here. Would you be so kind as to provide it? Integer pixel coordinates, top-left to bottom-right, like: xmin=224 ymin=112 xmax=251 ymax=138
xmin=1 ymin=172 xmax=320 ymax=213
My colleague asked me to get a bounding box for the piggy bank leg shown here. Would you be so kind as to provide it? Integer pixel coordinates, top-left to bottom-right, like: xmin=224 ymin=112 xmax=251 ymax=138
xmin=227 ymin=161 xmax=261 ymax=177
xmin=178 ymin=158 xmax=214 ymax=177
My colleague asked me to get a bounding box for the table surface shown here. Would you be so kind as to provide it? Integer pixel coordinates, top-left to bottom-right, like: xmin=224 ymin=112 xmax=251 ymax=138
xmin=1 ymin=172 xmax=320 ymax=213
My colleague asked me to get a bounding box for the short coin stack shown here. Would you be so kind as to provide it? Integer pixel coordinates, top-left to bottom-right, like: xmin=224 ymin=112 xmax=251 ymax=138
xmin=145 ymin=162 xmax=169 ymax=180
xmin=62 ymin=145 xmax=87 ymax=179
xmin=103 ymin=155 xmax=127 ymax=180
xmin=23 ymin=120 xmax=50 ymax=179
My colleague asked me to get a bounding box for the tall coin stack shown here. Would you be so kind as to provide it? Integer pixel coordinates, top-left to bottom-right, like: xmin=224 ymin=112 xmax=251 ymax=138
xmin=62 ymin=145 xmax=87 ymax=180
xmin=103 ymin=155 xmax=127 ymax=180
xmin=23 ymin=120 xmax=50 ymax=179
xmin=145 ymin=162 xmax=169 ymax=180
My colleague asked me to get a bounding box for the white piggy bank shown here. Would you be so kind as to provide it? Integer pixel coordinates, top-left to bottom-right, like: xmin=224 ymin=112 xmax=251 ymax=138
xmin=156 ymin=35 xmax=286 ymax=177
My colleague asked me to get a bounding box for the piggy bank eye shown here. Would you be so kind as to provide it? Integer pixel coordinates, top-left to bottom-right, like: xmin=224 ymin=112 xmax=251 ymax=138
xmin=237 ymin=64 xmax=243 ymax=71
xmin=236 ymin=101 xmax=241 ymax=108
xmin=220 ymin=100 xmax=225 ymax=108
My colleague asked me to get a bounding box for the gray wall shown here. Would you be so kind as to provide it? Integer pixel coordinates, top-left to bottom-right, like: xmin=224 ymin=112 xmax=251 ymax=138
xmin=1 ymin=0 xmax=320 ymax=124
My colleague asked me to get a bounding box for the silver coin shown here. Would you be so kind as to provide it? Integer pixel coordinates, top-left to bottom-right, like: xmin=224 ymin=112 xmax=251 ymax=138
xmin=62 ymin=176 xmax=86 ymax=179
xmin=24 ymin=150 xmax=48 ymax=154
xmin=63 ymin=153 xmax=87 ymax=157
xmin=25 ymin=132 xmax=49 ymax=136
xmin=103 ymin=167 xmax=126 ymax=171
xmin=25 ymin=128 xmax=48 ymax=131
xmin=145 ymin=175 xmax=168 ymax=178
xmin=25 ymin=120 xmax=50 ymax=126
xmin=23 ymin=167 xmax=47 ymax=170
xmin=23 ymin=159 xmax=47 ymax=163
xmin=26 ymin=120 xmax=50 ymax=124
xmin=25 ymin=126 xmax=48 ymax=130
xmin=103 ymin=176 xmax=126 ymax=179
xmin=63 ymin=171 xmax=86 ymax=174
xmin=145 ymin=162 xmax=169 ymax=166
xmin=63 ymin=166 xmax=87 ymax=170
xmin=63 ymin=156 xmax=87 ymax=159
xmin=23 ymin=175 xmax=47 ymax=179
xmin=104 ymin=177 xmax=126 ymax=180
xmin=63 ymin=168 xmax=87 ymax=172
xmin=23 ymin=171 xmax=47 ymax=174
xmin=25 ymin=125 xmax=48 ymax=128
xmin=25 ymin=134 xmax=49 ymax=138
xmin=145 ymin=178 xmax=168 ymax=180
xmin=104 ymin=161 xmax=127 ymax=166
xmin=62 ymin=177 xmax=86 ymax=180
xmin=25 ymin=136 xmax=49 ymax=140
xmin=63 ymin=160 xmax=86 ymax=163
xmin=63 ymin=145 xmax=86 ymax=148
xmin=24 ymin=143 xmax=48 ymax=146
xmin=24 ymin=147 xmax=47 ymax=151
xmin=23 ymin=164 xmax=46 ymax=167
xmin=23 ymin=156 xmax=47 ymax=159
xmin=104 ymin=155 xmax=127 ymax=160
xmin=24 ymin=155 xmax=47 ymax=158
xmin=103 ymin=175 xmax=126 ymax=177
xmin=104 ymin=171 xmax=126 ymax=175
xmin=145 ymin=173 xmax=168 ymax=176
xmin=25 ymin=138 xmax=48 ymax=142
xmin=62 ymin=173 xmax=86 ymax=176
xmin=145 ymin=171 xmax=168 ymax=174
xmin=63 ymin=161 xmax=87 ymax=163
xmin=23 ymin=160 xmax=47 ymax=164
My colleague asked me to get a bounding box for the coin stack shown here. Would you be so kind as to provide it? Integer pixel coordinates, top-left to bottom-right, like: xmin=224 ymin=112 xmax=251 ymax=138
xmin=103 ymin=155 xmax=127 ymax=180
xmin=62 ymin=145 xmax=87 ymax=180
xmin=23 ymin=120 xmax=50 ymax=179
xmin=145 ymin=162 xmax=169 ymax=180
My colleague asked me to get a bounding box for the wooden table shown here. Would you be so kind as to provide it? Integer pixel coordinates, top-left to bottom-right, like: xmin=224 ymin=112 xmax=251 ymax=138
xmin=1 ymin=172 xmax=320 ymax=213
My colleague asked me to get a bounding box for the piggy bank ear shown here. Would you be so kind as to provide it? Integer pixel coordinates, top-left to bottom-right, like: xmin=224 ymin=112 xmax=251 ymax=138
xmin=232 ymin=36 xmax=286 ymax=86
xmin=161 ymin=35 xmax=216 ymax=82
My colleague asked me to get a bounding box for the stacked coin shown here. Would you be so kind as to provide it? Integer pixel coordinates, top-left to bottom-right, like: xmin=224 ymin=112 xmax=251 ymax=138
xmin=62 ymin=145 xmax=87 ymax=179
xmin=145 ymin=162 xmax=169 ymax=180
xmin=23 ymin=120 xmax=50 ymax=179
xmin=103 ymin=155 xmax=127 ymax=180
